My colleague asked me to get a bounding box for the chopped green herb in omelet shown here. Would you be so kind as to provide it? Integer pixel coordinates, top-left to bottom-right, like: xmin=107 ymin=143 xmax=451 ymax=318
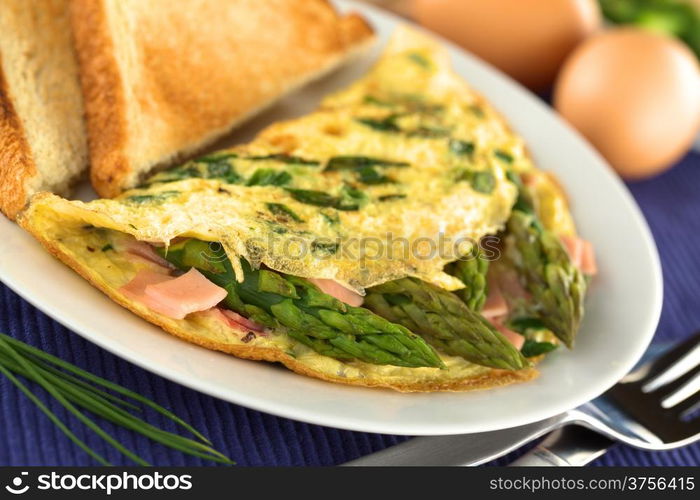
xmin=247 ymin=169 xmax=292 ymax=187
xmin=113 ymin=25 xmax=534 ymax=293
xmin=266 ymin=203 xmax=304 ymax=223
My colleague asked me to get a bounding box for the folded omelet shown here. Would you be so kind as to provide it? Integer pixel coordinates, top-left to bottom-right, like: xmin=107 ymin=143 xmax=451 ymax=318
xmin=18 ymin=27 xmax=592 ymax=391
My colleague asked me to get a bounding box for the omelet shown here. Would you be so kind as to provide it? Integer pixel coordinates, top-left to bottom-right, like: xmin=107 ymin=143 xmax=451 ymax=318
xmin=18 ymin=27 xmax=592 ymax=392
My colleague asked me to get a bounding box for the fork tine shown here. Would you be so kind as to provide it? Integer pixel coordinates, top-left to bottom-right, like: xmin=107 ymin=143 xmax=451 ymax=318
xmin=652 ymin=362 xmax=700 ymax=400
xmin=673 ymin=390 xmax=700 ymax=418
xmin=631 ymin=332 xmax=700 ymax=385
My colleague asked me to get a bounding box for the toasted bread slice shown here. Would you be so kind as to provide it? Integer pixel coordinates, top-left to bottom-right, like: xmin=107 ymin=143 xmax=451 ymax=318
xmin=0 ymin=0 xmax=88 ymax=220
xmin=70 ymin=0 xmax=375 ymax=198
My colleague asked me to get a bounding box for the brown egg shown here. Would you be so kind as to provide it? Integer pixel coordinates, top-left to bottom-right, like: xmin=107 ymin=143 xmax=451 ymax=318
xmin=411 ymin=0 xmax=601 ymax=90
xmin=554 ymin=29 xmax=700 ymax=180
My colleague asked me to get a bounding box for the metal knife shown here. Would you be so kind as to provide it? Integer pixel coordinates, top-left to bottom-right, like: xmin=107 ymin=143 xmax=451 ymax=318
xmin=343 ymin=414 xmax=568 ymax=466
xmin=509 ymin=426 xmax=614 ymax=466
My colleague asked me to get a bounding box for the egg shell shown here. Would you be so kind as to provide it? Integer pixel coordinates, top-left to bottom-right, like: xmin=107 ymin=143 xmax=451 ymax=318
xmin=554 ymin=28 xmax=700 ymax=179
xmin=411 ymin=0 xmax=601 ymax=90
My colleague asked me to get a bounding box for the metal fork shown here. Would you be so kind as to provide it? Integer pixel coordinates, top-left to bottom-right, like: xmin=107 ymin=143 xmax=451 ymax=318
xmin=345 ymin=332 xmax=700 ymax=466
xmin=511 ymin=332 xmax=700 ymax=465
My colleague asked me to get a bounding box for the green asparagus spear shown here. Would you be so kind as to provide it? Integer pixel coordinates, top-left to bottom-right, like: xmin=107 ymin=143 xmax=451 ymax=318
xmin=502 ymin=169 xmax=586 ymax=347
xmin=364 ymin=278 xmax=530 ymax=370
xmin=445 ymin=245 xmax=489 ymax=311
xmin=157 ymin=240 xmax=444 ymax=369
xmin=504 ymin=210 xmax=586 ymax=348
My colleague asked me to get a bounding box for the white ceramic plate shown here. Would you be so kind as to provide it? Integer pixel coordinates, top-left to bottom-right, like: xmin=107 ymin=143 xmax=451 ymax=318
xmin=0 ymin=1 xmax=662 ymax=435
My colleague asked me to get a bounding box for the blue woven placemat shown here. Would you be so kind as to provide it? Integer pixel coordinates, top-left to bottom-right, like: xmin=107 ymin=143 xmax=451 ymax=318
xmin=1 ymin=150 xmax=699 ymax=466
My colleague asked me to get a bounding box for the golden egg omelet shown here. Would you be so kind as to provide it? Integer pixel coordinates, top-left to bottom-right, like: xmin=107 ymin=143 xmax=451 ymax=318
xmin=19 ymin=27 xmax=587 ymax=392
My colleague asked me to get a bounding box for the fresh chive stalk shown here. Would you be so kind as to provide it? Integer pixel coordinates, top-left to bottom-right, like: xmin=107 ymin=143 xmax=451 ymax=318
xmin=0 ymin=333 xmax=234 ymax=466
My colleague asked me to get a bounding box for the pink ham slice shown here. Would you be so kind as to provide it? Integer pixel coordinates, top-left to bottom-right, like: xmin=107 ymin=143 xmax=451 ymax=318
xmin=560 ymin=235 xmax=583 ymax=268
xmin=493 ymin=321 xmax=525 ymax=350
xmin=119 ymin=270 xmax=181 ymax=317
xmin=482 ymin=276 xmax=508 ymax=319
xmin=521 ymin=172 xmax=538 ymax=187
xmin=476 ymin=273 xmax=522 ymax=350
xmin=560 ymin=235 xmax=597 ymax=276
xmin=580 ymin=240 xmax=597 ymax=276
xmin=125 ymin=240 xmax=174 ymax=269
xmin=205 ymin=308 xmax=267 ymax=337
xmin=308 ymin=278 xmax=364 ymax=307
xmin=143 ymin=269 xmax=227 ymax=319
xmin=481 ymin=274 xmax=525 ymax=350
xmin=220 ymin=309 xmax=266 ymax=333
xmin=120 ymin=268 xmax=227 ymax=319
xmin=496 ymin=268 xmax=531 ymax=301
